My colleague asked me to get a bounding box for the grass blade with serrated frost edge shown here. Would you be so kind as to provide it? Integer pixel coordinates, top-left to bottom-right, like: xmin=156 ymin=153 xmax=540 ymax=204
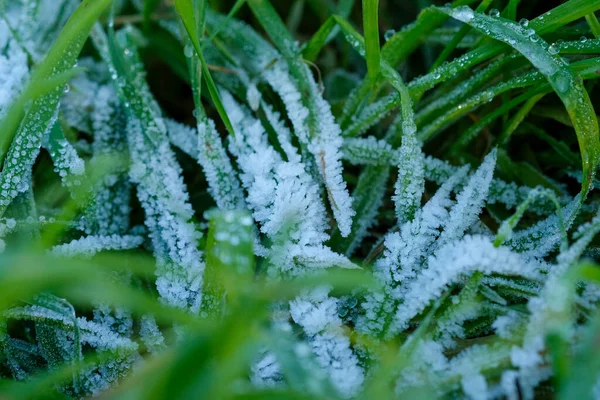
xmin=341 ymin=136 xmax=564 ymax=215
xmin=246 ymin=0 xmax=355 ymax=237
xmin=0 ymin=0 xmax=112 ymax=218
xmin=332 ymin=16 xmax=425 ymax=233
xmin=186 ymin=48 xmax=246 ymax=210
xmin=42 ymin=121 xmax=87 ymax=201
xmin=330 ymin=165 xmax=390 ymax=256
xmin=440 ymin=5 xmax=599 ymax=195
xmin=101 ymin=26 xmax=206 ymax=312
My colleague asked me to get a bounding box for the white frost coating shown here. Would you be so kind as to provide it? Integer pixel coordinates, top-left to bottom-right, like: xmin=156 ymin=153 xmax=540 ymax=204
xmin=44 ymin=133 xmax=86 ymax=189
xmin=165 ymin=118 xmax=198 ymax=158
xmin=61 ymin=71 xmax=101 ymax=134
xmin=342 ymin=139 xmax=556 ymax=214
xmin=246 ymin=82 xmax=261 ymax=111
xmin=139 ymin=315 xmax=166 ymax=354
xmin=508 ymin=271 xmax=565 ymax=397
xmin=89 ymin=84 xmax=131 ymax=236
xmin=206 ymin=12 xmax=355 ymax=236
xmin=0 ymin=21 xmax=29 ymax=118
xmin=223 ymin=92 xmax=362 ymax=395
xmin=451 ymin=6 xmax=475 ymax=23
xmin=342 ymin=136 xmax=395 ymax=166
xmin=390 ymin=235 xmax=540 ymax=333
xmin=507 ymin=214 xmax=600 ymax=396
xmin=436 ymin=149 xmax=497 ymax=249
xmin=393 ymin=122 xmax=425 ymax=225
xmin=461 ymin=373 xmax=487 ymax=400
xmin=77 ymin=317 xmax=139 ymax=354
xmin=357 ymin=167 xmax=468 ymax=335
xmin=196 ymin=119 xmax=246 ymax=210
xmin=223 ymin=91 xmax=356 ymax=275
xmin=127 ymin=117 xmax=205 ymax=312
xmin=5 ymin=304 xmax=138 ymax=354
xmin=290 ymin=288 xmax=364 ymax=397
xmin=508 ymin=194 xmax=580 ymax=260
xmin=166 ymin=118 xmax=245 ymax=210
xmin=251 ymin=352 xmax=282 ymax=387
xmin=50 ymin=235 xmax=144 ymax=258
xmin=263 ymin=62 xmax=355 ymax=237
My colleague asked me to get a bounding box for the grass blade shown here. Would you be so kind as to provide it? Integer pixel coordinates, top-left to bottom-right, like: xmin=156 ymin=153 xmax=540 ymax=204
xmin=442 ymin=5 xmax=600 ymax=195
xmin=0 ymin=0 xmax=112 ymax=218
xmin=362 ymin=0 xmax=380 ymax=80
xmin=173 ymin=0 xmax=236 ymax=136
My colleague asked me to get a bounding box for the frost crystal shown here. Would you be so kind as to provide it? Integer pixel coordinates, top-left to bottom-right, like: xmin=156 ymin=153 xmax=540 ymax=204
xmin=166 ymin=118 xmax=245 ymax=210
xmin=290 ymin=288 xmax=364 ymax=397
xmin=207 ymin=12 xmax=355 ymax=237
xmin=127 ymin=117 xmax=205 ymax=312
xmin=223 ymin=92 xmax=362 ymax=395
xmin=51 ymin=235 xmax=144 ymax=258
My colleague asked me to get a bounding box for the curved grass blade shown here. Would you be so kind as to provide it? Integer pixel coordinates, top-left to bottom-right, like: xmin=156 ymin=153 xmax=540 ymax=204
xmin=439 ymin=5 xmax=600 ymax=195
xmin=430 ymin=0 xmax=493 ymax=71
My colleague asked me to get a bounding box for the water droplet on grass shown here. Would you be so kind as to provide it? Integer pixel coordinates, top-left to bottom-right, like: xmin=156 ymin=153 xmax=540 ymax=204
xmin=384 ymin=29 xmax=396 ymax=41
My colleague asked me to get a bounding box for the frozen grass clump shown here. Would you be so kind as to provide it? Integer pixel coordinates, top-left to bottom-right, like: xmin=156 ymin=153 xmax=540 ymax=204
xmin=1 ymin=1 xmax=600 ymax=399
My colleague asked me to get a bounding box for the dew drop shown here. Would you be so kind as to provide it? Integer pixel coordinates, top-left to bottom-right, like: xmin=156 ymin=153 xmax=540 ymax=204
xmin=548 ymin=44 xmax=559 ymax=55
xmin=529 ymin=34 xmax=540 ymax=43
xmin=553 ymin=71 xmax=570 ymax=94
xmin=384 ymin=29 xmax=396 ymax=42
xmin=519 ymin=18 xmax=529 ymax=27
xmin=489 ymin=9 xmax=500 ymax=17
xmin=184 ymin=44 xmax=194 ymax=58
xmin=580 ymin=36 xmax=588 ymax=43
xmin=452 ymin=6 xmax=474 ymax=23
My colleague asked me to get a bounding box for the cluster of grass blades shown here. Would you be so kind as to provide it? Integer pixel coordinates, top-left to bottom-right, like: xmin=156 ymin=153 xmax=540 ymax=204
xmin=1 ymin=0 xmax=600 ymax=399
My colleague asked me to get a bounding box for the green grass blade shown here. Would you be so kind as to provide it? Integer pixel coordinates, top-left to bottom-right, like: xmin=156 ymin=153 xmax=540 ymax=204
xmin=442 ymin=5 xmax=600 ymax=194
xmin=143 ymin=0 xmax=161 ymax=30
xmin=586 ymin=14 xmax=600 ymax=38
xmin=173 ymin=0 xmax=236 ymax=136
xmin=302 ymin=16 xmax=337 ymax=62
xmin=430 ymin=0 xmax=493 ymax=71
xmin=497 ymin=93 xmax=546 ymax=145
xmin=362 ymin=0 xmax=380 ymax=80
